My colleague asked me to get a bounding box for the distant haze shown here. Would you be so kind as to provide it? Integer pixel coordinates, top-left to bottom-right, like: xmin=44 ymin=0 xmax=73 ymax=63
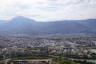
xmin=0 ymin=0 xmax=96 ymax=21
xmin=0 ymin=16 xmax=96 ymax=35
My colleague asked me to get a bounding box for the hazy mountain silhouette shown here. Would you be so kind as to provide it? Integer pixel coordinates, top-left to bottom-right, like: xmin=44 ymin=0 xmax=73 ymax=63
xmin=0 ymin=16 xmax=96 ymax=35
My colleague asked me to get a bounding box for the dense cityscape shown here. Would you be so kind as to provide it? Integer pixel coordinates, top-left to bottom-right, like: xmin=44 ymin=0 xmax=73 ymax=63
xmin=0 ymin=34 xmax=96 ymax=64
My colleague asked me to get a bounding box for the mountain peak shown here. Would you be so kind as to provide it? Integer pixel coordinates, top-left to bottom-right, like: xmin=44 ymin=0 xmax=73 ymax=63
xmin=13 ymin=16 xmax=26 ymax=19
xmin=11 ymin=16 xmax=35 ymax=22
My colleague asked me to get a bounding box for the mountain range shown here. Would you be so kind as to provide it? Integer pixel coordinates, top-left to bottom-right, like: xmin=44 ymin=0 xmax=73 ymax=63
xmin=0 ymin=16 xmax=96 ymax=35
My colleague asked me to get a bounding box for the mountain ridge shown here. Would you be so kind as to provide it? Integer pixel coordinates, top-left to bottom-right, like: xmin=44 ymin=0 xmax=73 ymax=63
xmin=0 ymin=16 xmax=96 ymax=35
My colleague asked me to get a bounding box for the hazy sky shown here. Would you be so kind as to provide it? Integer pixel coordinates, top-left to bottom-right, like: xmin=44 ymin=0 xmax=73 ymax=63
xmin=0 ymin=0 xmax=96 ymax=21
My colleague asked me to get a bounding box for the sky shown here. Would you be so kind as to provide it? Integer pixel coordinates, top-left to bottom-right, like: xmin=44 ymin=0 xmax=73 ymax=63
xmin=0 ymin=0 xmax=96 ymax=21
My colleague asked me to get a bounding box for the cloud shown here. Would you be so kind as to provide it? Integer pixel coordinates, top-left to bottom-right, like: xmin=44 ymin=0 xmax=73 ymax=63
xmin=0 ymin=0 xmax=96 ymax=21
